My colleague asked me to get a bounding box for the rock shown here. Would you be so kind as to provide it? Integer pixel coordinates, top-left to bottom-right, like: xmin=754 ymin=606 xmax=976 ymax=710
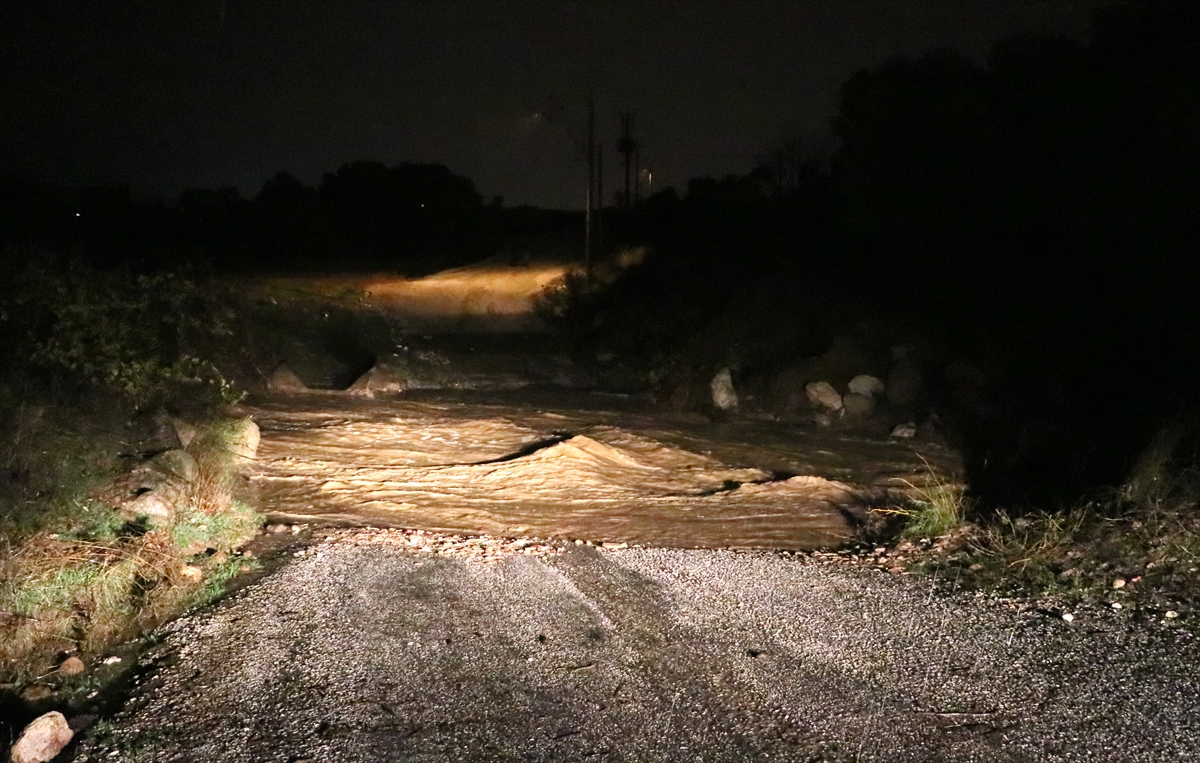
xmin=890 ymin=421 xmax=918 ymax=439
xmin=847 ymin=374 xmax=885 ymax=398
xmin=226 ymin=419 xmax=261 ymax=460
xmin=57 ymin=655 xmax=85 ymax=676
xmin=120 ymin=490 xmax=175 ymax=525
xmin=813 ymin=412 xmax=834 ymax=427
xmin=20 ymin=685 xmax=53 ymax=702
xmin=347 ymin=364 xmax=407 ymax=398
xmin=1112 ymin=578 xmax=1127 ymax=589
xmin=710 ymin=368 xmax=738 ymax=411
xmin=267 ymin=363 xmax=308 ymax=394
xmin=11 ymin=711 xmax=73 ymax=763
xmin=170 ymin=417 xmax=198 ymax=449
xmin=804 ymin=381 xmax=843 ymax=413
xmin=886 ymin=358 xmax=923 ymax=406
xmin=842 ymin=392 xmax=876 ymax=418
xmin=180 ymin=565 xmax=204 ymax=583
xmin=151 ymin=449 xmax=198 ymax=483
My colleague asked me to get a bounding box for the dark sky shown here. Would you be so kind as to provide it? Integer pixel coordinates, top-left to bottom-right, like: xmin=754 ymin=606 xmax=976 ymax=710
xmin=2 ymin=1 xmax=1106 ymax=209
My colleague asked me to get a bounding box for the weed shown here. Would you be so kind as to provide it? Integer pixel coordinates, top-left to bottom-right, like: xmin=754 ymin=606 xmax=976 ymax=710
xmin=875 ymin=461 xmax=969 ymax=540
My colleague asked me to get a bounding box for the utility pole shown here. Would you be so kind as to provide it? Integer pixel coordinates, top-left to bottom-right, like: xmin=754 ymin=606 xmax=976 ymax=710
xmin=634 ymin=143 xmax=641 ymax=204
xmin=596 ymin=144 xmax=604 ymax=256
xmin=585 ymin=100 xmax=594 ymax=285
xmin=617 ymin=112 xmax=636 ymax=210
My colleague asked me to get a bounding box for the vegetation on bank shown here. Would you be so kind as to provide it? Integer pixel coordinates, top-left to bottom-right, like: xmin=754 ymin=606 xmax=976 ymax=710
xmin=872 ymin=419 xmax=1200 ymax=609
xmin=0 ymin=258 xmax=261 ymax=686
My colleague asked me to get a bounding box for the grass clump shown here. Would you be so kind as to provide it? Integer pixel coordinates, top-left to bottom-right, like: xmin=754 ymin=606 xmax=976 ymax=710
xmin=900 ymin=479 xmax=969 ymax=540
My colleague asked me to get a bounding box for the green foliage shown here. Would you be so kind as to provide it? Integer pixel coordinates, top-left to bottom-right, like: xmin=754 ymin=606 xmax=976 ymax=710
xmin=533 ymin=268 xmax=596 ymax=337
xmin=1 ymin=257 xmax=242 ymax=408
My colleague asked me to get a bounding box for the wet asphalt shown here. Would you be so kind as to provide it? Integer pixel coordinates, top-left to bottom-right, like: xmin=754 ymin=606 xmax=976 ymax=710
xmin=74 ymin=540 xmax=1200 ymax=763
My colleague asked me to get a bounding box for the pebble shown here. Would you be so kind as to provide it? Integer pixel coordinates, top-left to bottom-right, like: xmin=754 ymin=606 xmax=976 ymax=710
xmin=1113 ymin=578 xmax=1126 ymax=589
xmin=1062 ymin=613 xmax=1075 ymax=623
xmin=323 ymin=527 xmax=563 ymax=560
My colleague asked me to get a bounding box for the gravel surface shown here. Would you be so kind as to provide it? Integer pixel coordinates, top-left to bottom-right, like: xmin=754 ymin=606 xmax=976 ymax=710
xmin=75 ymin=535 xmax=1200 ymax=762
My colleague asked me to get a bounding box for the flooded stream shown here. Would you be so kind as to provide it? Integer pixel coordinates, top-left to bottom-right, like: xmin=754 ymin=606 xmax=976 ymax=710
xmin=237 ymin=389 xmax=963 ymax=550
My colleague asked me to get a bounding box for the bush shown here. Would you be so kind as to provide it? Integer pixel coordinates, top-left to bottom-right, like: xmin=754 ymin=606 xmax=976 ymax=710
xmin=0 ymin=255 xmax=242 ymax=409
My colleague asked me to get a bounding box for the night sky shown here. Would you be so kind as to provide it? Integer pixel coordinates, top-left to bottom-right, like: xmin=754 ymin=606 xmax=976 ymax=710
xmin=2 ymin=1 xmax=1104 ymax=209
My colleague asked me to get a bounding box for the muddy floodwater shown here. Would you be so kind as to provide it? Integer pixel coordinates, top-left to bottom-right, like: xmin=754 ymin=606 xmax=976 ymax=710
xmin=237 ymin=389 xmax=962 ymax=550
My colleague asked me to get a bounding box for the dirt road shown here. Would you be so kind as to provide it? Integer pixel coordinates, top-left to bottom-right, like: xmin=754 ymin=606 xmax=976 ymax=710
xmin=75 ymin=539 xmax=1200 ymax=762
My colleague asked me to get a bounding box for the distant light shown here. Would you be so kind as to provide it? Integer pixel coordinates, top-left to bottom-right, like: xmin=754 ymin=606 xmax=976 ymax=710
xmin=420 ymin=204 xmax=425 ymax=208
xmin=75 ymin=212 xmax=80 ymax=217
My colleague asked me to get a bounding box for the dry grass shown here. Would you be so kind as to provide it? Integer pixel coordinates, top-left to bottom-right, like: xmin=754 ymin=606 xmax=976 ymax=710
xmin=0 ymin=415 xmax=262 ymax=683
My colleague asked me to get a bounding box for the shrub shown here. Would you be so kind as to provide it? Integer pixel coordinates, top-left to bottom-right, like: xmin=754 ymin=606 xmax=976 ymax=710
xmin=0 ymin=255 xmax=242 ymax=409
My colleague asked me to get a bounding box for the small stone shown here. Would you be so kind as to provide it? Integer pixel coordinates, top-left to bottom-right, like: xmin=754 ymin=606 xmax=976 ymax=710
xmin=1111 ymin=602 xmax=1122 ymax=609
xmin=1112 ymin=578 xmax=1126 ymax=589
xmin=1061 ymin=613 xmax=1075 ymax=623
xmin=102 ymin=655 xmax=122 ymax=665
xmin=20 ymin=685 xmax=53 ymax=702
xmin=11 ymin=711 xmax=73 ymax=763
xmin=57 ymin=656 xmax=85 ymax=676
xmin=180 ymin=565 xmax=203 ymax=583
xmin=1165 ymin=610 xmax=1179 ymax=619
xmin=969 ymin=563 xmax=984 ymax=571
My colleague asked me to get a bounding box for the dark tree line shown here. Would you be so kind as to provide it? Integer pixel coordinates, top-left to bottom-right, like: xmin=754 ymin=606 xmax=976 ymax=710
xmin=1 ymin=161 xmax=515 ymax=273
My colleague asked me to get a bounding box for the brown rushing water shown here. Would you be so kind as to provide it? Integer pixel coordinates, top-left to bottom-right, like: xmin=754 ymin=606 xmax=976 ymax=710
xmin=235 ymin=389 xmax=963 ymax=550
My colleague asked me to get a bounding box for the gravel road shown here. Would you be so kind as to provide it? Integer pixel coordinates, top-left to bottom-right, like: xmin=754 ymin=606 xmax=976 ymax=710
xmin=74 ymin=535 xmax=1199 ymax=762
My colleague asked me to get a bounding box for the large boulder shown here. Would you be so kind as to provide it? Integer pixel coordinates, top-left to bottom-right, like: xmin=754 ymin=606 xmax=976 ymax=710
xmin=347 ymin=364 xmax=407 ymax=398
xmin=226 ymin=419 xmax=261 ymax=460
xmin=710 ymin=368 xmax=738 ymax=411
xmin=150 ymin=448 xmax=198 ymax=483
xmin=805 ymin=381 xmax=843 ymax=413
xmin=847 ymin=374 xmax=885 ymax=399
xmin=267 ymin=363 xmax=308 ymax=394
xmin=11 ymin=711 xmax=73 ymax=763
xmin=842 ymin=392 xmax=877 ymax=418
